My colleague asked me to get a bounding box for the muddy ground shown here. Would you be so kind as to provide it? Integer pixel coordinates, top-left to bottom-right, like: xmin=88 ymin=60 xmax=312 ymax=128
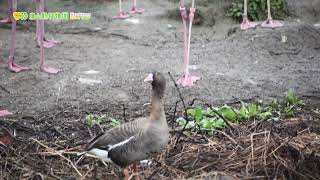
xmin=0 ymin=0 xmax=320 ymax=179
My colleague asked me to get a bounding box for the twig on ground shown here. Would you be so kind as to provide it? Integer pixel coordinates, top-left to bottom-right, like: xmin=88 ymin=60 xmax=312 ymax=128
xmin=167 ymin=72 xmax=191 ymax=145
xmin=0 ymin=85 xmax=10 ymax=94
xmin=31 ymin=138 xmax=83 ymax=178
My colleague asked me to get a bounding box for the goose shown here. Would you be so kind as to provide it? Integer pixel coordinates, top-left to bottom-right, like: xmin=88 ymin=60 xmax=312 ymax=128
xmin=84 ymin=72 xmax=169 ymax=180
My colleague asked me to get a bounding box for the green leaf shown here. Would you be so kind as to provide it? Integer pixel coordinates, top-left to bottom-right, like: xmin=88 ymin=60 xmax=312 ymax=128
xmin=176 ymin=117 xmax=186 ymax=125
xmin=248 ymin=103 xmax=257 ymax=118
xmin=219 ymin=106 xmax=237 ymax=121
xmin=187 ymin=109 xmax=195 ymax=117
xmin=194 ymin=107 xmax=203 ymax=122
xmin=239 ymin=103 xmax=249 ymax=119
xmin=176 ymin=117 xmax=195 ymax=129
xmin=261 ymin=111 xmax=272 ymax=118
xmin=213 ymin=118 xmax=225 ymax=129
xmin=286 ymin=89 xmax=297 ymax=105
xmin=109 ymin=117 xmax=120 ymax=127
xmin=203 ymin=119 xmax=215 ymax=129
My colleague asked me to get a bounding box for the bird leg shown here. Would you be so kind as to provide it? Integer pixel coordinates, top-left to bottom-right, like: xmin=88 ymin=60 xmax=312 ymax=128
xmin=130 ymin=0 xmax=145 ymax=14
xmin=261 ymin=0 xmax=283 ymax=28
xmin=114 ymin=0 xmax=130 ymax=19
xmin=122 ymin=168 xmax=130 ymax=180
xmin=37 ymin=0 xmax=62 ymax=74
xmin=35 ymin=0 xmax=62 ymax=48
xmin=0 ymin=110 xmax=13 ymax=117
xmin=7 ymin=0 xmax=30 ymax=73
xmin=0 ymin=0 xmax=13 ymax=24
xmin=240 ymin=0 xmax=258 ymax=30
xmin=176 ymin=0 xmax=200 ymax=87
xmin=133 ymin=162 xmax=140 ymax=180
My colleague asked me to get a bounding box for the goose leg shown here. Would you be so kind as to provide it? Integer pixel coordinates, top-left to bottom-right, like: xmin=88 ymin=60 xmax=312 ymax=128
xmin=0 ymin=110 xmax=13 ymax=117
xmin=114 ymin=0 xmax=130 ymax=19
xmin=122 ymin=168 xmax=130 ymax=180
xmin=261 ymin=0 xmax=283 ymax=28
xmin=176 ymin=0 xmax=199 ymax=87
xmin=130 ymin=0 xmax=145 ymax=14
xmin=35 ymin=0 xmax=62 ymax=48
xmin=37 ymin=0 xmax=62 ymax=74
xmin=7 ymin=0 xmax=30 ymax=73
xmin=133 ymin=163 xmax=140 ymax=180
xmin=240 ymin=0 xmax=258 ymax=30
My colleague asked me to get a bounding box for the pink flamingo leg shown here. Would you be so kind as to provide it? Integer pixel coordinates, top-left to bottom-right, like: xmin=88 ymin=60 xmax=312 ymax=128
xmin=240 ymin=0 xmax=258 ymax=30
xmin=177 ymin=0 xmax=199 ymax=87
xmin=241 ymin=18 xmax=258 ymax=30
xmin=0 ymin=0 xmax=13 ymax=24
xmin=7 ymin=0 xmax=30 ymax=73
xmin=114 ymin=0 xmax=130 ymax=19
xmin=0 ymin=110 xmax=13 ymax=117
xmin=37 ymin=0 xmax=62 ymax=74
xmin=130 ymin=0 xmax=145 ymax=14
xmin=36 ymin=0 xmax=62 ymax=48
xmin=261 ymin=0 xmax=283 ymax=28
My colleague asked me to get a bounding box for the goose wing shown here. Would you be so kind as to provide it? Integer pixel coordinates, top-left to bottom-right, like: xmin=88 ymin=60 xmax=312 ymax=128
xmin=107 ymin=125 xmax=169 ymax=167
xmin=85 ymin=117 xmax=146 ymax=151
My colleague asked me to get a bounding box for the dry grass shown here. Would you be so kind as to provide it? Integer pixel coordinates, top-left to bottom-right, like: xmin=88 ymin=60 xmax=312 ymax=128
xmin=0 ymin=105 xmax=319 ymax=179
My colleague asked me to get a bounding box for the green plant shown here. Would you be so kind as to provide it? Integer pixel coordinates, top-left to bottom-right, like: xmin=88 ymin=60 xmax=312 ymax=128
xmin=283 ymin=89 xmax=304 ymax=116
xmin=176 ymin=89 xmax=304 ymax=134
xmin=86 ymin=114 xmax=120 ymax=128
xmin=226 ymin=0 xmax=287 ymax=21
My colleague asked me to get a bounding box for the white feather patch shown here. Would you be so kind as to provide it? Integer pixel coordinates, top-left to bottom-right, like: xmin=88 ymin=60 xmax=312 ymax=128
xmin=140 ymin=159 xmax=152 ymax=167
xmin=85 ymin=136 xmax=135 ymax=163
xmin=87 ymin=148 xmax=112 ymax=162
xmin=108 ymin=136 xmax=135 ymax=150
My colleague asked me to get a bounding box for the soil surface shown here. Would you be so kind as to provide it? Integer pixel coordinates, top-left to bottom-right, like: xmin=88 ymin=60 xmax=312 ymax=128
xmin=0 ymin=0 xmax=319 ymax=179
xmin=0 ymin=0 xmax=319 ymax=114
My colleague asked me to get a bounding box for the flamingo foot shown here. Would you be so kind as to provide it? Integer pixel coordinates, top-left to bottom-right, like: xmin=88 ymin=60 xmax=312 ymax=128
xmin=261 ymin=19 xmax=283 ymax=28
xmin=176 ymin=73 xmax=200 ymax=87
xmin=40 ymin=64 xmax=62 ymax=74
xmin=37 ymin=38 xmax=62 ymax=49
xmin=113 ymin=11 xmax=130 ymax=19
xmin=0 ymin=16 xmax=12 ymax=24
xmin=130 ymin=6 xmax=145 ymax=14
xmin=240 ymin=18 xmax=258 ymax=30
xmin=44 ymin=38 xmax=63 ymax=45
xmin=0 ymin=110 xmax=13 ymax=117
xmin=8 ymin=59 xmax=30 ymax=73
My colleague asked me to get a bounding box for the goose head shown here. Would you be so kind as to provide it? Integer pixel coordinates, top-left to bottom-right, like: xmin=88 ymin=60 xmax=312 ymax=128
xmin=144 ymin=72 xmax=166 ymax=99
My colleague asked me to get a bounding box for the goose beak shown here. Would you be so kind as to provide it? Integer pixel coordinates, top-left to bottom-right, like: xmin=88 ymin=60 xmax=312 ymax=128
xmin=144 ymin=73 xmax=154 ymax=82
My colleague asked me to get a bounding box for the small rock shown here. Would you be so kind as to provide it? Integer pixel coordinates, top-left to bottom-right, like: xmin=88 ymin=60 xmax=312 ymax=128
xmin=281 ymin=35 xmax=287 ymax=43
xmin=83 ymin=70 xmax=100 ymax=75
xmin=78 ymin=77 xmax=102 ymax=85
xmin=125 ymin=18 xmax=140 ymax=24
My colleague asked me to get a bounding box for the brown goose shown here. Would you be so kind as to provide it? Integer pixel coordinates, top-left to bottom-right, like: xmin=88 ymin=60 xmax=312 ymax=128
xmin=84 ymin=72 xmax=168 ymax=180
